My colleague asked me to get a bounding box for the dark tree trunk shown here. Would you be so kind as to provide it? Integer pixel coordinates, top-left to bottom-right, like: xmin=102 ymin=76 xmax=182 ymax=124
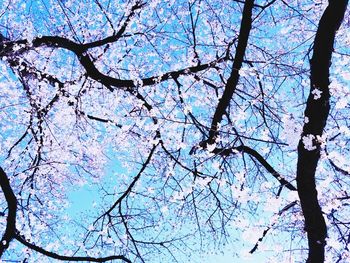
xmin=0 ymin=168 xmax=17 ymax=258
xmin=296 ymin=1 xmax=348 ymax=262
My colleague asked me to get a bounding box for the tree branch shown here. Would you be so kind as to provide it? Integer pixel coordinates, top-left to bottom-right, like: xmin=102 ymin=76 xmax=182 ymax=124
xmin=206 ymin=0 xmax=254 ymax=144
xmin=0 ymin=167 xmax=17 ymax=258
xmin=0 ymin=36 xmax=228 ymax=90
xmin=83 ymin=1 xmax=145 ymax=49
xmin=249 ymin=200 xmax=297 ymax=254
xmin=212 ymin=145 xmax=296 ymax=191
xmin=14 ymin=233 xmax=131 ymax=263
xmin=102 ymin=143 xmax=158 ymax=216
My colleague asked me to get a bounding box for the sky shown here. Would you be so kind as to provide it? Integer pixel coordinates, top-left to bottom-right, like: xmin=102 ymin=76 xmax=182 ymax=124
xmin=2 ymin=0 xmax=346 ymax=262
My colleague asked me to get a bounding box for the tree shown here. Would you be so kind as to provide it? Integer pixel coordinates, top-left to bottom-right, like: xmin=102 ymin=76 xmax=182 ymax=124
xmin=296 ymin=1 xmax=348 ymax=262
xmin=0 ymin=0 xmax=349 ymax=262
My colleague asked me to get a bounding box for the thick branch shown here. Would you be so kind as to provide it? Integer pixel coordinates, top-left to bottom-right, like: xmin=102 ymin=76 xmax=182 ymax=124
xmin=1 ymin=35 xmax=227 ymax=113
xmin=207 ymin=0 xmax=254 ymax=143
xmin=0 ymin=167 xmax=17 ymax=258
xmin=14 ymin=233 xmax=131 ymax=263
xmin=296 ymin=1 xmax=348 ymax=262
xmin=0 ymin=37 xmax=228 ymax=90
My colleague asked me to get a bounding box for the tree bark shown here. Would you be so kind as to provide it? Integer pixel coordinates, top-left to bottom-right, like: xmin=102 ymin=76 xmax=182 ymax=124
xmin=0 ymin=167 xmax=17 ymax=258
xmin=296 ymin=1 xmax=348 ymax=262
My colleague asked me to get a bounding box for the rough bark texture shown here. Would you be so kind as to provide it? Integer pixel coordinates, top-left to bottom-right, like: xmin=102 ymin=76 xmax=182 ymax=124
xmin=296 ymin=1 xmax=348 ymax=262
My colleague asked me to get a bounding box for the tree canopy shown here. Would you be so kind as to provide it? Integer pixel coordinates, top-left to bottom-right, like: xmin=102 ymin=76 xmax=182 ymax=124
xmin=0 ymin=0 xmax=349 ymax=262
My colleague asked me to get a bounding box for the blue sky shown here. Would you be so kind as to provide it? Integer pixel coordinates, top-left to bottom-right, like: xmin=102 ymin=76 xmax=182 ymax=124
xmin=1 ymin=0 xmax=344 ymax=262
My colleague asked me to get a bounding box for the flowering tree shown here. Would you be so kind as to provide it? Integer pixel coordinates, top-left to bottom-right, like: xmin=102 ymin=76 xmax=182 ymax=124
xmin=0 ymin=0 xmax=349 ymax=262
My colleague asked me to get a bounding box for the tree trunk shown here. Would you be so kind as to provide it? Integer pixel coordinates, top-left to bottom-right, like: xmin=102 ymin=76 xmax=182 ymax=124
xmin=0 ymin=168 xmax=17 ymax=258
xmin=296 ymin=1 xmax=348 ymax=262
